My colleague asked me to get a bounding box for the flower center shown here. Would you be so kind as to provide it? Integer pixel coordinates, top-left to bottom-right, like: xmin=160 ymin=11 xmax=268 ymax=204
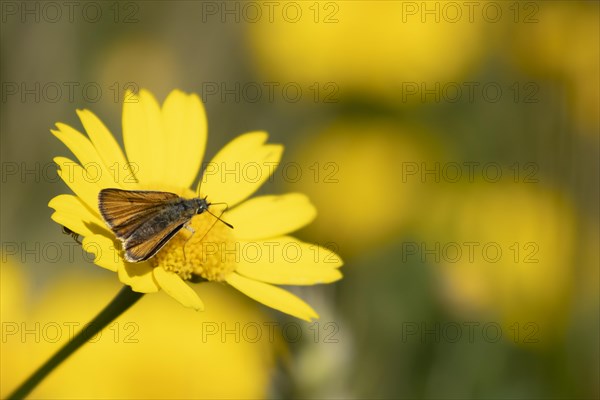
xmin=150 ymin=209 xmax=236 ymax=282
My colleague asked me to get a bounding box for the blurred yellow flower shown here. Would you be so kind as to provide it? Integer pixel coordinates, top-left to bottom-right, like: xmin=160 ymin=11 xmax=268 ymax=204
xmin=423 ymin=183 xmax=577 ymax=342
xmin=508 ymin=1 xmax=599 ymax=133
xmin=289 ymin=119 xmax=440 ymax=254
xmin=48 ymin=89 xmax=342 ymax=321
xmin=0 ymin=258 xmax=276 ymax=398
xmin=247 ymin=1 xmax=485 ymax=101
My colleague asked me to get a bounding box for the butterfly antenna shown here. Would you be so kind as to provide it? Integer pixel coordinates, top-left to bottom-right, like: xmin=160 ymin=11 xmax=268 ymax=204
xmin=206 ymin=202 xmax=234 ymax=229
xmin=196 ymin=164 xmax=208 ymax=197
xmin=181 ymin=203 xmax=232 ymax=261
xmin=206 ymin=210 xmax=233 ymax=229
xmin=195 ymin=203 xmax=233 ymax=245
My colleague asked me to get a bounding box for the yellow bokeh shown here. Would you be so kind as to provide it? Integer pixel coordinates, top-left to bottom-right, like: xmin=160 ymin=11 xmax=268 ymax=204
xmin=507 ymin=1 xmax=600 ymax=134
xmin=1 ymin=259 xmax=276 ymax=399
xmin=288 ymin=119 xmax=441 ymax=254
xmin=94 ymin=37 xmax=183 ymax=109
xmin=422 ymin=184 xmax=578 ymax=343
xmin=247 ymin=1 xmax=486 ymax=101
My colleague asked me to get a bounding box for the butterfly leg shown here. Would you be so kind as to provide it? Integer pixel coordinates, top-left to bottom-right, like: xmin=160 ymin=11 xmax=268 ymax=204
xmin=182 ymin=224 xmax=195 ymax=261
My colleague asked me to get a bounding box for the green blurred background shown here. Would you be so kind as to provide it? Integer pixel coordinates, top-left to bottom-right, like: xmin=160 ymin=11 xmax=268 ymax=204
xmin=1 ymin=1 xmax=598 ymax=398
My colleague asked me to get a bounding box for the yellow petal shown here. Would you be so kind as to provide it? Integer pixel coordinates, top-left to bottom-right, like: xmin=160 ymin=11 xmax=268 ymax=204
xmin=117 ymin=260 xmax=160 ymax=293
xmin=162 ymin=90 xmax=207 ymax=189
xmin=82 ymin=234 xmax=121 ymax=272
xmin=225 ymin=193 xmax=316 ymax=239
xmin=235 ymin=237 xmax=343 ymax=285
xmin=51 ymin=124 xmax=115 ymax=189
xmin=225 ymin=272 xmax=318 ymax=321
xmin=76 ymin=109 xmax=137 ymax=188
xmin=153 ymin=267 xmax=204 ymax=311
xmin=54 ymin=157 xmax=101 ymax=212
xmin=122 ymin=89 xmax=165 ymax=186
xmin=200 ymin=132 xmax=283 ymax=207
xmin=48 ymin=194 xmax=107 ymax=237
xmin=236 ymin=262 xmax=342 ymax=286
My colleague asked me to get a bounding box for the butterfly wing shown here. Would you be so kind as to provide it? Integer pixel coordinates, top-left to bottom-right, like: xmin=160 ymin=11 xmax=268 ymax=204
xmin=122 ymin=221 xmax=187 ymax=262
xmin=98 ymin=188 xmax=195 ymax=263
xmin=98 ymin=188 xmax=180 ymax=240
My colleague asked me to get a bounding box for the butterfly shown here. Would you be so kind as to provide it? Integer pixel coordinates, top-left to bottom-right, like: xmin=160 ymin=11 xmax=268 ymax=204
xmin=98 ymin=188 xmax=232 ymax=263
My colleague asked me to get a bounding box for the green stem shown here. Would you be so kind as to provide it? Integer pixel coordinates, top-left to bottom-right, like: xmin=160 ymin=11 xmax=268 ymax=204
xmin=8 ymin=285 xmax=144 ymax=399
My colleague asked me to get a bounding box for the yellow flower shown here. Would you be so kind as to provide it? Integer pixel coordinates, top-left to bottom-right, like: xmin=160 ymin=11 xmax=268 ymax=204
xmin=1 ymin=258 xmax=276 ymax=398
xmin=48 ymin=89 xmax=342 ymax=321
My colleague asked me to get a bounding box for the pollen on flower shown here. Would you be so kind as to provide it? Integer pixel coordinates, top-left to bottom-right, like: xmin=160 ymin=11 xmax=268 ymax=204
xmin=150 ymin=211 xmax=237 ymax=282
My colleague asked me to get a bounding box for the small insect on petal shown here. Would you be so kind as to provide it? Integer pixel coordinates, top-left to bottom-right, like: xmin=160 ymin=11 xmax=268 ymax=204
xmin=62 ymin=226 xmax=82 ymax=244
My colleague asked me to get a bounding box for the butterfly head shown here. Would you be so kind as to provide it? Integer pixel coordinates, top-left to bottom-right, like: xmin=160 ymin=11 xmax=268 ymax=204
xmin=194 ymin=196 xmax=210 ymax=214
xmin=190 ymin=196 xmax=233 ymax=229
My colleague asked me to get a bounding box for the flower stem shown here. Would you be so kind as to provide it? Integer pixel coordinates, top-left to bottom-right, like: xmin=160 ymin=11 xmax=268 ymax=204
xmin=8 ymin=285 xmax=144 ymax=399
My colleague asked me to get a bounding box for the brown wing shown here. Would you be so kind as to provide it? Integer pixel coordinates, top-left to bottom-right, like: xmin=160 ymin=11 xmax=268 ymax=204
xmin=98 ymin=188 xmax=180 ymax=240
xmin=122 ymin=221 xmax=187 ymax=262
